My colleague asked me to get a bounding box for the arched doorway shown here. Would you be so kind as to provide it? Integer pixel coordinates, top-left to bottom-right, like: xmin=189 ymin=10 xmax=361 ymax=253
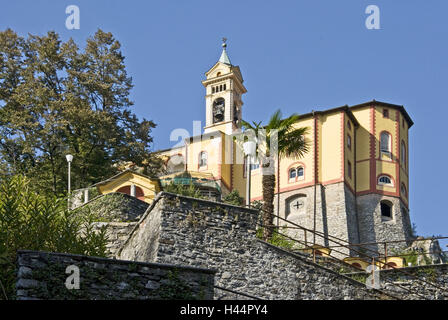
xmin=116 ymin=185 xmax=145 ymax=201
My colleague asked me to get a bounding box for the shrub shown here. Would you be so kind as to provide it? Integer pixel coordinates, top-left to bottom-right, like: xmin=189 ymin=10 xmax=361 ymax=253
xmin=0 ymin=175 xmax=108 ymax=300
xmin=223 ymin=190 xmax=244 ymax=206
xmin=163 ymin=182 xmax=205 ymax=199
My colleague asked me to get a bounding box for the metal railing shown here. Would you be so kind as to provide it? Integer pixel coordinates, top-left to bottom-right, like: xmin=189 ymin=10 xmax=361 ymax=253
xmin=255 ymin=209 xmax=448 ymax=300
xmin=214 ymin=285 xmax=261 ymax=300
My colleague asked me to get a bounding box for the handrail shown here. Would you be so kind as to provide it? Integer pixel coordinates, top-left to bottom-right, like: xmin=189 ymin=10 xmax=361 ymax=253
xmin=214 ymin=285 xmax=261 ymax=300
xmin=256 ymin=209 xmax=448 ymax=298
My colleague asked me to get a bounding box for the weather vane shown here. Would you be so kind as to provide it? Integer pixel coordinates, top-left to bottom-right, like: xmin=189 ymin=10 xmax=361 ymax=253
xmin=222 ymin=37 xmax=227 ymax=48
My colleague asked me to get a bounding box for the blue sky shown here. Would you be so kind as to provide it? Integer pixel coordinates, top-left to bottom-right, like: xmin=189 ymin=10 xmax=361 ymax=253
xmin=1 ymin=1 xmax=447 ymax=246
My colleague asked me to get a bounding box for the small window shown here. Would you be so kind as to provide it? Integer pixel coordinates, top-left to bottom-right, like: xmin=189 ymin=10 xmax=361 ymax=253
xmin=401 ymin=141 xmax=406 ymax=167
xmin=289 ymin=168 xmax=297 ymax=180
xmin=223 ymin=84 xmax=226 ymax=90
xmin=199 ymin=151 xmax=207 ymax=167
xmin=378 ymin=175 xmax=393 ymax=186
xmin=347 ymin=161 xmax=352 ymax=179
xmin=401 ymin=183 xmax=407 ymax=197
xmin=347 ymin=134 xmax=352 ymax=150
xmin=212 ymin=87 xmax=215 ymax=94
xmin=217 ymin=72 xmax=221 ymax=76
xmin=297 ymin=167 xmax=304 ymax=179
xmin=380 ymin=132 xmax=391 ymax=153
xmin=380 ymin=201 xmax=392 ymax=220
xmin=347 ymin=121 xmax=352 ymax=130
xmin=383 ymin=109 xmax=389 ymax=118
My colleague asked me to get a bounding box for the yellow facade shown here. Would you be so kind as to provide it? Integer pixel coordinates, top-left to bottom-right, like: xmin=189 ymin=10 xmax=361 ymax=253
xmin=158 ymin=101 xmax=413 ymax=208
xmin=95 ymin=170 xmax=161 ymax=204
xmin=155 ymin=43 xmax=413 ymax=217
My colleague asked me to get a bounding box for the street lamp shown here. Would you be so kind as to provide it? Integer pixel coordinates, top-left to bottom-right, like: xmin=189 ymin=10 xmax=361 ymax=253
xmin=243 ymin=141 xmax=256 ymax=208
xmin=66 ymin=154 xmax=73 ymax=209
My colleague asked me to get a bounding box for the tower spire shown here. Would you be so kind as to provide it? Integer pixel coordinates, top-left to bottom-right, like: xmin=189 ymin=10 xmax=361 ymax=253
xmin=219 ymin=37 xmax=231 ymax=65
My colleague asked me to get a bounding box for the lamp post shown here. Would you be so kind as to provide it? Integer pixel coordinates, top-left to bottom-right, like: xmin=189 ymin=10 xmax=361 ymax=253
xmin=243 ymin=141 xmax=256 ymax=208
xmin=66 ymin=154 xmax=73 ymax=209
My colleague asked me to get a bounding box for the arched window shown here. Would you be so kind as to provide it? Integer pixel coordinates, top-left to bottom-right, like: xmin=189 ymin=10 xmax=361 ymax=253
xmin=378 ymin=175 xmax=393 ymax=186
xmin=289 ymin=168 xmax=297 ymax=180
xmin=380 ymin=200 xmax=393 ymax=220
xmin=401 ymin=141 xmax=406 ymax=167
xmin=199 ymin=151 xmax=207 ymax=168
xmin=213 ymin=98 xmax=225 ymax=123
xmin=347 ymin=134 xmax=352 ymax=150
xmin=116 ymin=185 xmax=145 ymax=201
xmin=297 ymin=167 xmax=304 ymax=178
xmin=380 ymin=132 xmax=391 ymax=153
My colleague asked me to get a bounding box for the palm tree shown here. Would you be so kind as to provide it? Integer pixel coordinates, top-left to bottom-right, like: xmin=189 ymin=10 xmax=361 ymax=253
xmin=241 ymin=110 xmax=310 ymax=241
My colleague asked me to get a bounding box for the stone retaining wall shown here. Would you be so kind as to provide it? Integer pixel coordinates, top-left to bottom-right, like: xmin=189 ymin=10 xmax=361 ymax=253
xmin=119 ymin=193 xmax=394 ymax=300
xmin=16 ymin=250 xmax=215 ymax=300
xmin=346 ymin=264 xmax=448 ymax=300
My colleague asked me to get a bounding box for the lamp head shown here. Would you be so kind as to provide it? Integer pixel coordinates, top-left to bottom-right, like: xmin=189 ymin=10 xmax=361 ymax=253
xmin=243 ymin=141 xmax=256 ymax=157
xmin=66 ymin=154 xmax=73 ymax=163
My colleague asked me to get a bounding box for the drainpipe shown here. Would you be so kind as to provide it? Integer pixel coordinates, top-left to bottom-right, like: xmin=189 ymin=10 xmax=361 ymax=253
xmin=277 ymin=152 xmax=280 ymax=228
xmin=353 ymin=117 xmax=362 ymax=245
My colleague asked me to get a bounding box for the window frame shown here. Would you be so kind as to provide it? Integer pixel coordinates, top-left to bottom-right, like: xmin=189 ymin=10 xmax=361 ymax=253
xmin=287 ymin=163 xmax=305 ymax=183
xmin=380 ymin=131 xmax=392 ymax=154
xmin=198 ymin=151 xmax=208 ymax=169
xmin=401 ymin=140 xmax=406 ymax=168
xmin=377 ymin=174 xmax=394 ymax=187
xmin=380 ymin=200 xmax=393 ymax=221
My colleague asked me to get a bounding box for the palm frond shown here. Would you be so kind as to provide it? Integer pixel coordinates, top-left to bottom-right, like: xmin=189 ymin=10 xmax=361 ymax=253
xmin=279 ymin=127 xmax=310 ymax=158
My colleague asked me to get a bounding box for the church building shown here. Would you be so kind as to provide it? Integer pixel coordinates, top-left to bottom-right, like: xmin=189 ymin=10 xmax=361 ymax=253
xmin=157 ymin=40 xmax=414 ymax=255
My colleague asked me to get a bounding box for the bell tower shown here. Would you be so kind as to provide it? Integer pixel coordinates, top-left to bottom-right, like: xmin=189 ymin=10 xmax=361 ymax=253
xmin=202 ymin=38 xmax=247 ymax=134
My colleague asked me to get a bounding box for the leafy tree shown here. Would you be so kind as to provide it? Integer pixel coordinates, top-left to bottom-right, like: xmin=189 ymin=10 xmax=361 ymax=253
xmin=223 ymin=189 xmax=244 ymax=206
xmin=241 ymin=110 xmax=310 ymax=240
xmin=0 ymin=29 xmax=160 ymax=196
xmin=0 ymin=175 xmax=108 ymax=300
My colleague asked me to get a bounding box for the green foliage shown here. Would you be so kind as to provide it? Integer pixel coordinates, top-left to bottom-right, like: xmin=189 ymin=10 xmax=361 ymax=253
xmin=157 ymin=270 xmax=197 ymax=300
xmin=223 ymin=190 xmax=244 ymax=206
xmin=0 ymin=28 xmax=160 ymax=196
xmin=163 ymin=182 xmax=204 ymax=199
xmin=350 ymin=273 xmax=367 ymax=284
xmin=250 ymin=200 xmax=263 ymax=210
xmin=73 ymin=193 xmax=136 ymax=222
xmin=0 ymin=175 xmax=108 ymax=300
xmin=256 ymin=227 xmax=297 ymax=250
xmin=392 ymin=248 xmax=431 ymax=267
